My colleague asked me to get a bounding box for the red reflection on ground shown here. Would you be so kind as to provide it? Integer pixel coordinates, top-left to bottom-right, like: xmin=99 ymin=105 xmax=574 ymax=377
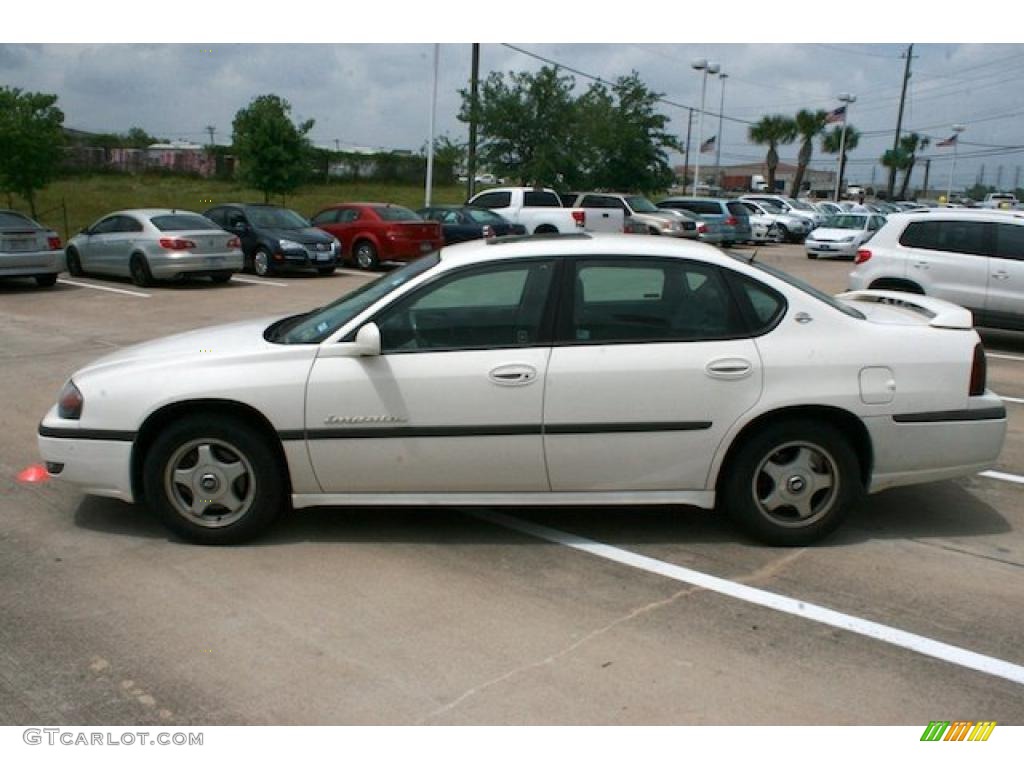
xmin=17 ymin=465 xmax=50 ymax=484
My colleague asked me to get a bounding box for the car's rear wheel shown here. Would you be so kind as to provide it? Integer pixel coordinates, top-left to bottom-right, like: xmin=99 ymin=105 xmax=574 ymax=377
xmin=210 ymin=271 xmax=233 ymax=284
xmin=719 ymin=420 xmax=862 ymax=546
xmin=66 ymin=248 xmax=84 ymax=276
xmin=868 ymin=278 xmax=924 ymax=294
xmin=129 ymin=254 xmax=154 ymax=287
xmin=143 ymin=415 xmax=285 ymax=544
xmin=253 ymin=248 xmax=273 ymax=277
xmin=354 ymin=240 xmax=379 ymax=270
xmin=35 ymin=273 xmax=58 ymax=287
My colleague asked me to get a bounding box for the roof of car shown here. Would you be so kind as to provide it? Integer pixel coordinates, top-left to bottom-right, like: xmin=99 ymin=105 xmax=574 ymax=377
xmin=436 ymin=231 xmax=727 ymax=269
xmin=109 ymin=209 xmax=205 ymax=217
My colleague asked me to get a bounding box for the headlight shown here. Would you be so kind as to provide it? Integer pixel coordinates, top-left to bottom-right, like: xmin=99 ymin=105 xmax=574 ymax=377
xmin=331 ymin=238 xmax=341 ymax=251
xmin=58 ymin=379 xmax=84 ymax=420
xmin=279 ymin=239 xmax=303 ymax=251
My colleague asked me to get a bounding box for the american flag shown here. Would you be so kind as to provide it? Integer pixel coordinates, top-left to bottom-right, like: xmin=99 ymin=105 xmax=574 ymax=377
xmin=825 ymin=105 xmax=847 ymax=124
xmin=936 ymin=134 xmax=959 ymax=147
xmin=700 ymin=135 xmax=716 ymax=153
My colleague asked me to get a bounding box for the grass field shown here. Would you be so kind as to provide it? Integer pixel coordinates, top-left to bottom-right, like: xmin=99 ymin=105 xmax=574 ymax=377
xmin=10 ymin=175 xmax=470 ymax=239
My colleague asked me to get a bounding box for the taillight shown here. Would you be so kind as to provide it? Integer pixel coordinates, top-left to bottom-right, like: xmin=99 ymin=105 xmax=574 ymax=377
xmin=58 ymin=380 xmax=84 ymax=420
xmin=47 ymin=236 xmax=62 ymax=250
xmin=855 ymin=249 xmax=872 ymax=264
xmin=571 ymin=210 xmax=586 ymax=227
xmin=227 ymin=237 xmax=241 ymax=249
xmin=697 ymin=223 xmax=707 ymax=234
xmin=969 ymin=343 xmax=987 ymax=396
xmin=159 ymin=238 xmax=196 ymax=250
xmin=482 ymin=224 xmax=495 ymax=239
xmin=725 ymin=216 xmax=738 ymax=226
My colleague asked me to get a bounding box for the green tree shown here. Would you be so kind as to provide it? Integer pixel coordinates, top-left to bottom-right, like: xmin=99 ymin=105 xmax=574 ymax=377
xmin=0 ymin=87 xmax=65 ymax=218
xmin=422 ymin=134 xmax=467 ymax=182
xmin=896 ymin=133 xmax=930 ymax=200
xmin=822 ymin=124 xmax=861 ymax=197
xmin=790 ymin=109 xmax=828 ymax=197
xmin=232 ymin=94 xmax=315 ymax=203
xmin=748 ymin=115 xmax=797 ymax=193
xmin=459 ymin=66 xmax=581 ymax=187
xmin=577 ymin=73 xmax=680 ymax=192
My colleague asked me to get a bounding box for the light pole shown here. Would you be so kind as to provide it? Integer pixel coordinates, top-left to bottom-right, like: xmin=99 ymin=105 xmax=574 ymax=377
xmin=714 ymin=72 xmax=728 ymax=192
xmin=833 ymin=93 xmax=856 ymax=202
xmin=691 ymin=58 xmax=719 ymax=196
xmin=946 ymin=124 xmax=966 ymax=204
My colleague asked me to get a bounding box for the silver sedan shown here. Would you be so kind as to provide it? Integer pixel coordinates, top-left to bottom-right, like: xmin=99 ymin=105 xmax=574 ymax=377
xmin=0 ymin=209 xmax=65 ymax=287
xmin=66 ymin=209 xmax=243 ymax=286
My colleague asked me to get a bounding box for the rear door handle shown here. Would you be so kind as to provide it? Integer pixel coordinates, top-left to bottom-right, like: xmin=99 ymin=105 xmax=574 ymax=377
xmin=488 ymin=363 xmax=538 ymax=386
xmin=912 ymin=261 xmax=929 ymax=270
xmin=992 ymin=271 xmax=1010 ymax=280
xmin=705 ymin=358 xmax=753 ymax=380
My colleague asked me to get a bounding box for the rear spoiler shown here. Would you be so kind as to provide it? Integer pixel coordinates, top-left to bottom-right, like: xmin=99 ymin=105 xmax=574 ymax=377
xmin=835 ymin=289 xmax=974 ymax=329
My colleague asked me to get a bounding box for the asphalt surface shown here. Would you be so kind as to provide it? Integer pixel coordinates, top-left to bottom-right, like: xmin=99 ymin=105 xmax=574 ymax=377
xmin=1 ymin=244 xmax=1022 ymax=725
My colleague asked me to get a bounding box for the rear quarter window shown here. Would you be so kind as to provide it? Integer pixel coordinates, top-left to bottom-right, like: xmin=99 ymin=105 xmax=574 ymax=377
xmin=726 ymin=202 xmax=750 ymax=217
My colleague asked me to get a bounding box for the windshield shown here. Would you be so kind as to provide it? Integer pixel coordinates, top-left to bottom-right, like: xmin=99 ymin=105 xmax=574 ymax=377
xmin=244 ymin=206 xmax=309 ymax=229
xmin=822 ymin=215 xmax=868 ymax=230
xmin=272 ymin=254 xmax=441 ymax=344
xmin=625 ymin=196 xmax=659 ymax=213
xmin=757 ymin=200 xmax=783 ymax=213
xmin=788 ymin=199 xmax=815 ymax=211
xmin=466 ymin=208 xmax=506 ymax=224
xmin=727 ymin=254 xmax=865 ymax=320
xmin=151 ymin=214 xmax=221 ymax=232
xmin=373 ymin=205 xmax=420 ymax=222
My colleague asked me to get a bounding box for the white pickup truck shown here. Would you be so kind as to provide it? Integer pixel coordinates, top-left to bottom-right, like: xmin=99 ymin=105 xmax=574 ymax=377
xmin=466 ymin=186 xmax=623 ymax=235
xmin=982 ymin=192 xmax=1019 ymax=209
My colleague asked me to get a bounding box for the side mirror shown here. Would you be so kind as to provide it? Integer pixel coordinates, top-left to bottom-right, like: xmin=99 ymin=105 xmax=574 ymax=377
xmin=353 ymin=323 xmax=381 ymax=356
xmin=230 ymin=221 xmax=250 ymax=233
xmin=317 ymin=322 xmax=382 ymax=358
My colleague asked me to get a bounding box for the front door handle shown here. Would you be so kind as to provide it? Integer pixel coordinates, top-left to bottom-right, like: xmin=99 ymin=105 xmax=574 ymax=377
xmin=488 ymin=363 xmax=538 ymax=386
xmin=705 ymin=358 xmax=753 ymax=380
xmin=992 ymin=271 xmax=1010 ymax=280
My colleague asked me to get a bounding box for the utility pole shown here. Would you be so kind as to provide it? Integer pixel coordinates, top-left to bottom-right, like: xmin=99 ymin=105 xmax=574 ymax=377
xmin=870 ymin=166 xmax=876 ymax=189
xmin=466 ymin=43 xmax=480 ymax=201
xmin=978 ymin=164 xmax=985 ymax=186
xmin=334 ymin=139 xmax=340 ymax=152
xmin=887 ymin=43 xmax=914 ymax=199
xmin=205 ymin=125 xmax=216 ymax=147
xmin=682 ymin=107 xmax=694 ymax=189
xmin=424 ymin=44 xmax=440 ymax=207
xmin=1015 ymin=166 xmax=1021 ymax=190
xmin=921 ymin=158 xmax=931 ymax=199
xmin=996 ymin=165 xmax=1003 ymax=190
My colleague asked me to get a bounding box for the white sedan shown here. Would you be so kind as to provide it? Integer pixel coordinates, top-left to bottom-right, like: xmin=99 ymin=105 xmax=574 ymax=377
xmin=38 ymin=234 xmax=1006 ymax=546
xmin=806 ymin=213 xmax=887 ymax=259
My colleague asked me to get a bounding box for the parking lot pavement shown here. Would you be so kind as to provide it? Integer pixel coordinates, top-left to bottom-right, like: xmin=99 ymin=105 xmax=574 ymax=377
xmin=2 ymin=247 xmax=1023 ymax=724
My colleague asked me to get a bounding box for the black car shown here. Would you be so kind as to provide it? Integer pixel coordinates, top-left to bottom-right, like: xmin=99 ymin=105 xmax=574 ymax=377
xmin=203 ymin=203 xmax=341 ymax=277
xmin=417 ymin=205 xmax=526 ymax=245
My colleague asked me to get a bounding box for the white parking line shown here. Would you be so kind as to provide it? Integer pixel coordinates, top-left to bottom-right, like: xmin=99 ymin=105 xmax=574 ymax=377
xmin=980 ymin=470 xmax=1024 ymax=485
xmin=473 ymin=510 xmax=1024 ymax=687
xmin=988 ymin=353 xmax=1024 ymax=363
xmin=999 ymin=395 xmax=1024 ymax=405
xmin=231 ymin=276 xmax=289 ymax=287
xmin=57 ymin=278 xmax=151 ymax=298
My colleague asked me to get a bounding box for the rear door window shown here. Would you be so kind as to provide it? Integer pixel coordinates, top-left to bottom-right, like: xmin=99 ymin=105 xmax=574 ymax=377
xmin=523 ymin=190 xmax=562 ymax=208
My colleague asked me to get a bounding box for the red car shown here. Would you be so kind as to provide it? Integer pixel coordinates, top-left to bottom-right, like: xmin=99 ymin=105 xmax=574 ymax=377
xmin=310 ymin=203 xmax=444 ymax=270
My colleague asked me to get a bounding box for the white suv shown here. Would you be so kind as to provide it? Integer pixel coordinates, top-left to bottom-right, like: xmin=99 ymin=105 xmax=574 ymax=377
xmin=848 ymin=210 xmax=1024 ymax=331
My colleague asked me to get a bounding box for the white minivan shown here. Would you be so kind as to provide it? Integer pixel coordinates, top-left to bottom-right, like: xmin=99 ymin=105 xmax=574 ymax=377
xmin=848 ymin=209 xmax=1024 ymax=330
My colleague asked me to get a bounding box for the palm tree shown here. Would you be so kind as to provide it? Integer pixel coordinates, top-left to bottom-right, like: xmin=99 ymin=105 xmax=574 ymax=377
xmin=897 ymin=133 xmax=930 ymax=200
xmin=822 ymin=124 xmax=860 ymax=198
xmin=790 ymin=109 xmax=828 ymax=198
xmin=748 ymin=115 xmax=797 ymax=193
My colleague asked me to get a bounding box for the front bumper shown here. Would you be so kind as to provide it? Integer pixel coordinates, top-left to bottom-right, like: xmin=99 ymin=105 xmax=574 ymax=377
xmin=38 ymin=427 xmax=135 ymax=503
xmin=0 ymin=249 xmax=65 ymax=276
xmin=865 ymin=394 xmax=1007 ymax=493
xmin=806 ymin=240 xmax=858 ymax=258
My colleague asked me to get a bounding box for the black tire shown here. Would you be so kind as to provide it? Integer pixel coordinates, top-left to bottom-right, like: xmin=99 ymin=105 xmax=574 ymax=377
xmin=129 ymin=254 xmax=154 ymax=287
xmin=719 ymin=419 xmax=863 ymax=546
xmin=317 ymin=266 xmax=336 ymax=276
xmin=807 ymin=252 xmax=818 ymax=260
xmin=253 ymin=248 xmax=274 ymax=277
xmin=775 ymin=224 xmax=790 ymax=243
xmin=210 ymin=271 xmax=233 ymax=284
xmin=142 ymin=414 xmax=286 ymax=545
xmin=353 ymin=240 xmax=379 ymax=270
xmin=533 ymin=225 xmax=558 ymax=235
xmin=66 ymin=248 xmax=84 ymax=276
xmin=35 ymin=273 xmax=58 ymax=287
xmin=868 ymin=278 xmax=924 ymax=295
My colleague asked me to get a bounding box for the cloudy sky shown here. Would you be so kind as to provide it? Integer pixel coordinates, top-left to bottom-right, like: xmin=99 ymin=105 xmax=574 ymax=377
xmin=4 ymin=6 xmax=1024 ymax=191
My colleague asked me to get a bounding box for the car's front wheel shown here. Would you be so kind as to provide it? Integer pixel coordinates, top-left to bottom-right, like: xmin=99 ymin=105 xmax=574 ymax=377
xmin=353 ymin=240 xmax=379 ymax=270
xmin=719 ymin=420 xmax=862 ymax=546
xmin=143 ymin=415 xmax=285 ymax=544
xmin=253 ymin=248 xmax=273 ymax=277
xmin=35 ymin=273 xmax=58 ymax=287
